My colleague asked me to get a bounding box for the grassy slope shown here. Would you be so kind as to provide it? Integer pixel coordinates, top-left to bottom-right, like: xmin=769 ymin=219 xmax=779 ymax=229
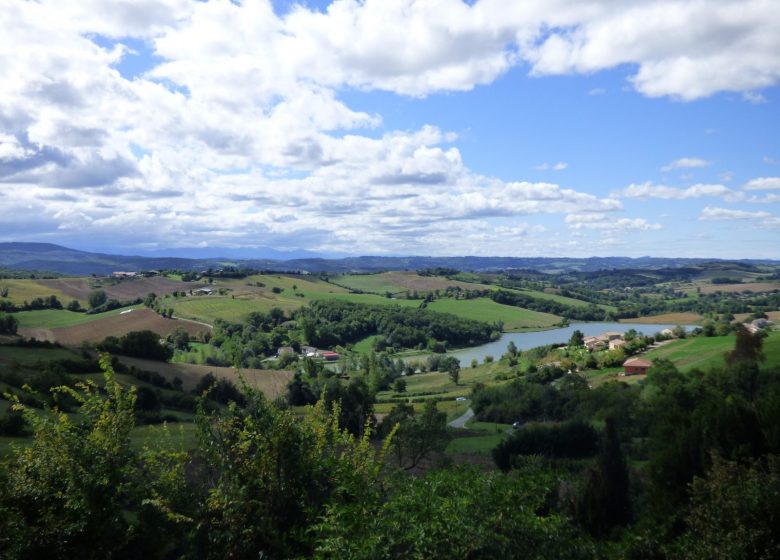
xmin=14 ymin=305 xmax=142 ymax=329
xmin=427 ymin=297 xmax=561 ymax=330
xmin=332 ymin=274 xmax=409 ymax=294
xmin=640 ymin=330 xmax=780 ymax=372
xmin=0 ymin=278 xmax=75 ymax=306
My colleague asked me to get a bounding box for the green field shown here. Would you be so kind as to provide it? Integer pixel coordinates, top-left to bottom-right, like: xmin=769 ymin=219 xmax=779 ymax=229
xmin=0 ymin=278 xmax=75 ymax=306
xmin=0 ymin=344 xmax=80 ymax=366
xmin=640 ymin=330 xmax=780 ymax=372
xmin=14 ymin=305 xmax=142 ymax=329
xmin=308 ymin=292 xmax=422 ymax=308
xmin=239 ymin=274 xmax=348 ymax=296
xmin=169 ymin=296 xmax=299 ymax=323
xmin=332 ymin=274 xmax=409 ymax=294
xmin=427 ymin=298 xmax=561 ymax=330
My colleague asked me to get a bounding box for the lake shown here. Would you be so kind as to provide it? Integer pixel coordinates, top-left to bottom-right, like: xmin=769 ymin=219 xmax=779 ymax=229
xmin=431 ymin=322 xmax=692 ymax=366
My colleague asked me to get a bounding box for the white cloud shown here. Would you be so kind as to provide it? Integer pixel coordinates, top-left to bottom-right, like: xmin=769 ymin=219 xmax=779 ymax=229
xmin=1 ymin=0 xmax=778 ymax=255
xmin=743 ymin=177 xmax=780 ymax=190
xmin=614 ymin=182 xmax=742 ymax=202
xmin=565 ymin=214 xmax=662 ymax=231
xmin=699 ymin=206 xmax=780 ymax=229
xmin=535 ymin=161 xmax=568 ymax=171
xmin=661 ymin=158 xmax=712 ymax=172
xmin=588 ymin=87 xmax=606 ymax=95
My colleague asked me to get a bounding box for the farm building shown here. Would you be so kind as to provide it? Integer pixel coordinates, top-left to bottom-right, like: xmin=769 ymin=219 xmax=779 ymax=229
xmin=321 ymin=351 xmax=340 ymax=361
xmin=623 ymin=357 xmax=652 ymax=376
xmin=194 ymin=287 xmax=214 ymax=295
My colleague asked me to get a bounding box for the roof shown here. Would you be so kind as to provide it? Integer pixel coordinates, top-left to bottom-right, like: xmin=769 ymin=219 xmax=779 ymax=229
xmin=623 ymin=357 xmax=652 ymax=368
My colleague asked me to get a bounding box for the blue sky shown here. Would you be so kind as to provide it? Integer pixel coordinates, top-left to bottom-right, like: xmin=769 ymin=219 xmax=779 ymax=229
xmin=1 ymin=0 xmax=779 ymax=259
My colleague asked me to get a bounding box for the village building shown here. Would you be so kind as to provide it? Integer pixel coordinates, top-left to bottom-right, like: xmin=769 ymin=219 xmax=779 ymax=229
xmin=623 ymin=357 xmax=652 ymax=376
xmin=112 ymin=271 xmax=137 ymax=278
xmin=321 ymin=351 xmax=340 ymax=361
xmin=609 ymin=339 xmax=627 ymax=350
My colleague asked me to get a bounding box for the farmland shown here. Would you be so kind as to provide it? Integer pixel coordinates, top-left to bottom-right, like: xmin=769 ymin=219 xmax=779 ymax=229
xmin=0 ymin=278 xmax=74 ymax=306
xmin=115 ymin=356 xmax=293 ymax=399
xmin=427 ymin=298 xmax=561 ymax=330
xmin=38 ymin=275 xmax=190 ymax=301
xmin=642 ymin=330 xmax=780 ymax=372
xmin=332 ymin=271 xmax=488 ymax=295
xmin=19 ymin=308 xmax=210 ymax=345
xmin=619 ymin=312 xmax=703 ymax=325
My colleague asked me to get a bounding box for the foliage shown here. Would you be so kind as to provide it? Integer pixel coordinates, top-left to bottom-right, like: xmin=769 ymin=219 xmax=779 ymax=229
xmin=493 ymin=420 xmax=599 ymax=471
xmin=98 ymin=329 xmax=173 ymax=361
xmin=0 ymin=312 xmax=18 ymax=334
xmin=674 ymin=455 xmax=780 ymax=560
xmin=312 ymin=466 xmax=595 ymax=560
xmin=378 ymin=401 xmax=452 ymax=470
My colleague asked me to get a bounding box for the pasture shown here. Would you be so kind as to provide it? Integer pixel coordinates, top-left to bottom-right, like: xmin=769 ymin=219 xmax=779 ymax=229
xmin=333 ymin=272 xmax=490 ymax=295
xmin=115 ymin=356 xmax=293 ymax=399
xmin=427 ymin=297 xmax=561 ymax=330
xmin=0 ymin=278 xmax=75 ymax=306
xmin=620 ymin=312 xmax=703 ymax=325
xmin=38 ymin=275 xmax=190 ymax=302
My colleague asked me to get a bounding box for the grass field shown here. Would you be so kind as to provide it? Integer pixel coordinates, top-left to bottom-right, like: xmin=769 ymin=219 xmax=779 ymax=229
xmin=115 ymin=356 xmax=293 ymax=399
xmin=0 ymin=278 xmax=76 ymax=306
xmin=694 ymin=282 xmax=780 ymax=295
xmin=620 ymin=312 xmax=703 ymax=325
xmin=333 ymin=272 xmax=490 ymax=295
xmin=39 ymin=276 xmax=189 ymax=302
xmin=641 ymin=330 xmax=780 ymax=372
xmin=503 ymin=286 xmax=608 ymax=309
xmin=0 ymin=344 xmax=79 ymax=366
xmin=427 ymin=297 xmax=561 ymax=330
xmin=14 ymin=305 xmax=145 ymax=330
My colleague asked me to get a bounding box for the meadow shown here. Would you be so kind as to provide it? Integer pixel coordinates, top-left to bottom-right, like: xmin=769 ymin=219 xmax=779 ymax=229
xmin=427 ymin=297 xmax=561 ymax=330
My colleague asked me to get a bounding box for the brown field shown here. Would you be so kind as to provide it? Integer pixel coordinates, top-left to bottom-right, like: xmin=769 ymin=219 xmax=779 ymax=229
xmin=620 ymin=312 xmax=703 ymax=325
xmin=116 ymin=356 xmax=293 ymax=399
xmin=379 ymin=272 xmax=489 ymax=292
xmin=21 ymin=308 xmax=210 ymax=345
xmin=734 ymin=310 xmax=780 ymax=323
xmin=694 ymin=282 xmax=780 ymax=295
xmin=39 ymin=276 xmax=191 ymax=302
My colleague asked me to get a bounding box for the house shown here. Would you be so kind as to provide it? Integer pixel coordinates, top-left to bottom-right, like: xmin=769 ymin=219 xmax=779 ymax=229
xmin=194 ymin=287 xmax=214 ymax=295
xmin=301 ymin=345 xmax=317 ymax=357
xmin=623 ymin=357 xmax=652 ymax=376
xmin=602 ymin=332 xmax=623 ymax=341
xmin=112 ymin=271 xmax=137 ymax=278
xmin=321 ymin=351 xmax=340 ymax=361
xmin=583 ymin=336 xmax=605 ymax=351
xmin=609 ymin=339 xmax=627 ymax=350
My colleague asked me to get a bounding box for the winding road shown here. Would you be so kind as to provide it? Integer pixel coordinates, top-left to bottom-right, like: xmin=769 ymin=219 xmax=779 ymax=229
xmin=448 ymin=407 xmax=474 ymax=429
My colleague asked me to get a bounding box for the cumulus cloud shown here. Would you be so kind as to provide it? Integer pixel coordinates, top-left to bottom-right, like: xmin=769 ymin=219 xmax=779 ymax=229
xmin=1 ymin=0 xmax=778 ymax=255
xmin=614 ymin=182 xmax=742 ymax=202
xmin=743 ymin=177 xmax=780 ymax=190
xmin=661 ymin=158 xmax=712 ymax=172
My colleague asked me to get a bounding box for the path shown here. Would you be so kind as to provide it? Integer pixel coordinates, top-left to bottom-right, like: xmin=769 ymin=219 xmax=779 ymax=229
xmin=448 ymin=407 xmax=474 ymax=429
xmin=173 ymin=315 xmax=214 ymax=330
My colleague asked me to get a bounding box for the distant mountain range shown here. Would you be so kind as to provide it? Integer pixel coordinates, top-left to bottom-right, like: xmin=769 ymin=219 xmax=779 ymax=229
xmin=0 ymin=242 xmax=777 ymax=276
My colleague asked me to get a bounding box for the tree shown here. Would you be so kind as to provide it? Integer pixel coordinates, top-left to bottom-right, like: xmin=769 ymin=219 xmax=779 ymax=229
xmin=168 ymin=327 xmax=191 ymax=351
xmin=87 ymin=289 xmax=107 ymax=309
xmin=726 ymin=324 xmax=765 ymax=366
xmin=379 ymin=401 xmax=451 ymax=470
xmin=569 ymin=329 xmax=585 ymax=347
xmin=393 ymin=377 xmax=407 ymax=393
xmin=0 ymin=313 xmax=18 ymax=335
xmin=448 ymin=359 xmax=461 ymax=385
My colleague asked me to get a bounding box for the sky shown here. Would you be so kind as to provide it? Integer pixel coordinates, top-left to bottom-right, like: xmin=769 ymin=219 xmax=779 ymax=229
xmin=1 ymin=0 xmax=779 ymax=259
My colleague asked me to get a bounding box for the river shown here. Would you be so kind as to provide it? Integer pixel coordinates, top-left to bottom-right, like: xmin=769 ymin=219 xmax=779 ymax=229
xmin=430 ymin=322 xmax=692 ymax=366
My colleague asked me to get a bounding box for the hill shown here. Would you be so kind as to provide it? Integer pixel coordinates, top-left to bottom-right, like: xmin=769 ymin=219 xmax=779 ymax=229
xmin=2 ymin=242 xmax=778 ymax=276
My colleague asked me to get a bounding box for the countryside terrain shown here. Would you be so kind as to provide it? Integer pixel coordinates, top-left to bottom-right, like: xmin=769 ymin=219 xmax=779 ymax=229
xmin=1 ymin=244 xmax=780 ymax=558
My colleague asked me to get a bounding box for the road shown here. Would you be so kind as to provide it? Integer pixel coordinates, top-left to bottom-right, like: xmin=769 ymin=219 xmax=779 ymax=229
xmin=448 ymin=407 xmax=474 ymax=429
